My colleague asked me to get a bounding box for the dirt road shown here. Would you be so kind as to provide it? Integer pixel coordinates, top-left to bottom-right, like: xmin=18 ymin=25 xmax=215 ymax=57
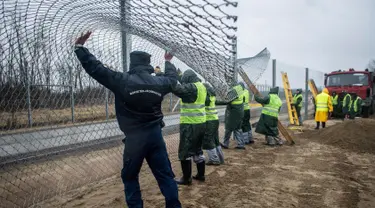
xmin=37 ymin=119 xmax=375 ymax=208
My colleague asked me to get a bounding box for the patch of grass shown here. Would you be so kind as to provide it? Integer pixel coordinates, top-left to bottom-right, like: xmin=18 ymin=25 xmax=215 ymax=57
xmin=0 ymin=99 xmax=261 ymax=133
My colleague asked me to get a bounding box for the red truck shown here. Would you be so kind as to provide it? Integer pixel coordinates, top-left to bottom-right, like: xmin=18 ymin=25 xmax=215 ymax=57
xmin=324 ymin=68 xmax=375 ymax=118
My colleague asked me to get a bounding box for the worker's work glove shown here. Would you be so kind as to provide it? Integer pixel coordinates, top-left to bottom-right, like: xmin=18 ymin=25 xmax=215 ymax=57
xmin=154 ymin=67 xmax=161 ymax=73
xmin=328 ymin=112 xmax=332 ymax=119
xmin=75 ymin=31 xmax=92 ymax=46
xmin=177 ymin=68 xmax=182 ymax=75
xmin=164 ymin=51 xmax=174 ymax=61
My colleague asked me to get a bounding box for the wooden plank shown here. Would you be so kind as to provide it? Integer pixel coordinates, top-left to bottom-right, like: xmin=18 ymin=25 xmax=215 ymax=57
xmin=239 ymin=69 xmax=295 ymax=145
xmin=309 ymin=79 xmax=318 ymax=99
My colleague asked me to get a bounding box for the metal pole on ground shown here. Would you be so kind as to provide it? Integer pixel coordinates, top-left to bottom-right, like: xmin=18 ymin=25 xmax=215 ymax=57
xmin=26 ymin=73 xmax=32 ymax=127
xmin=105 ymin=89 xmax=109 ymax=120
xmin=120 ymin=0 xmax=131 ymax=72
xmin=169 ymin=93 xmax=173 ymax=112
xmin=304 ymin=68 xmax=309 ymax=120
xmin=232 ymin=37 xmax=238 ymax=83
xmin=272 ymin=59 xmax=276 ymax=88
xmin=69 ymin=66 xmax=75 ymax=123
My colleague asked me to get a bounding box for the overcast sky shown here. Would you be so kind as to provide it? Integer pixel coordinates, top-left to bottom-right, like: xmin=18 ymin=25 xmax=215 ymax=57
xmin=234 ymin=0 xmax=375 ymax=73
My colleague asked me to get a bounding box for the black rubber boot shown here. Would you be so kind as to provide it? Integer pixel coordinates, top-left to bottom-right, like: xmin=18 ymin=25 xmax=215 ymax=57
xmin=175 ymin=160 xmax=192 ymax=185
xmin=322 ymin=122 xmax=326 ymax=128
xmin=192 ymin=161 xmax=205 ymax=182
xmin=315 ymin=122 xmax=320 ymax=130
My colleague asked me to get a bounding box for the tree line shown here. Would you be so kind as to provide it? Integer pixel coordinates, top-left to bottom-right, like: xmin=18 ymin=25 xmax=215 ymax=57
xmin=0 ymin=12 xmax=119 ymax=113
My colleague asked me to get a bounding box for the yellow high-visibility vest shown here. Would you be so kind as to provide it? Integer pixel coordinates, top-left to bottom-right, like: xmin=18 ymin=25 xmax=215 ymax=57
xmin=293 ymin=94 xmax=303 ymax=108
xmin=316 ymin=93 xmax=330 ymax=112
xmin=261 ymin=94 xmax=282 ymax=117
xmin=180 ymin=82 xmax=207 ymax=124
xmin=206 ymin=95 xmax=219 ymax=121
xmin=231 ymin=84 xmax=244 ymax=105
xmin=331 ymin=95 xmax=338 ymax=105
xmin=243 ymin=89 xmax=250 ymax=110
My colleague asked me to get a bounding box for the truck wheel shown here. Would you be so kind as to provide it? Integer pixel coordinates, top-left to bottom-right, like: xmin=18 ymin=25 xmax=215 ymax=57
xmin=362 ymin=106 xmax=369 ymax=118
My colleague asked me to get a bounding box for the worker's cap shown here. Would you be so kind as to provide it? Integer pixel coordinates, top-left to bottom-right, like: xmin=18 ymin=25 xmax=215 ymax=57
xmin=155 ymin=66 xmax=160 ymax=69
xmin=130 ymin=51 xmax=151 ymax=65
xmin=181 ymin=69 xmax=200 ymax=83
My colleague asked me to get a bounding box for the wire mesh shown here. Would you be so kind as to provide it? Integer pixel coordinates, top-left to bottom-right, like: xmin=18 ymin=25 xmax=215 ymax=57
xmin=0 ymin=0 xmax=238 ymax=100
xmin=0 ymin=0 xmax=239 ymax=207
xmin=276 ymin=61 xmax=307 ymax=90
xmin=309 ymin=68 xmax=325 ymax=92
xmin=237 ymin=47 xmax=271 ymax=85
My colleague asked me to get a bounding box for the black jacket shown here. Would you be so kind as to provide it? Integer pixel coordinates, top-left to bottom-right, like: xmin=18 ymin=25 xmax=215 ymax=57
xmin=74 ymin=47 xmax=178 ymax=134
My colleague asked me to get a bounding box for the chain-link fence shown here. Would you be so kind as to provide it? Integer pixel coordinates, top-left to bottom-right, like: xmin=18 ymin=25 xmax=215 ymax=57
xmin=0 ymin=1 xmax=327 ymax=207
xmin=0 ymin=0 xmax=241 ymax=207
xmin=271 ymin=60 xmax=325 ymax=119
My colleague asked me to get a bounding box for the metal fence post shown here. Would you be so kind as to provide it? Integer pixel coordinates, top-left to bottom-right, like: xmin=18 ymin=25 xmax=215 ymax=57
xmin=69 ymin=66 xmax=75 ymax=123
xmin=272 ymin=59 xmax=276 ymax=87
xmin=120 ymin=0 xmax=131 ymax=72
xmin=304 ymin=68 xmax=309 ymax=120
xmin=232 ymin=37 xmax=238 ymax=83
xmin=26 ymin=73 xmax=33 ymax=127
xmin=169 ymin=93 xmax=173 ymax=112
xmin=105 ymin=88 xmax=109 ymax=120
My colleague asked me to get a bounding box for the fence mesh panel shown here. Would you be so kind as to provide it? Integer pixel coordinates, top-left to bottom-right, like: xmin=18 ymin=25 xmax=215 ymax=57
xmin=309 ymin=68 xmax=325 ymax=91
xmin=0 ymin=0 xmax=280 ymax=207
xmin=0 ymin=0 xmax=240 ymax=207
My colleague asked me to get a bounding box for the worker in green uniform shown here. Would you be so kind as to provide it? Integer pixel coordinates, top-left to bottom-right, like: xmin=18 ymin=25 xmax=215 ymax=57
xmin=172 ymin=69 xmax=208 ymax=185
xmin=202 ymin=83 xmax=224 ymax=165
xmin=291 ymin=88 xmax=303 ymax=125
xmin=342 ymin=91 xmax=351 ymax=119
xmin=349 ymin=93 xmax=362 ymax=119
xmin=218 ymin=82 xmax=246 ymax=150
xmin=239 ymin=82 xmax=253 ymax=144
xmin=331 ymin=91 xmax=339 ymax=118
xmin=254 ymin=87 xmax=283 ymax=146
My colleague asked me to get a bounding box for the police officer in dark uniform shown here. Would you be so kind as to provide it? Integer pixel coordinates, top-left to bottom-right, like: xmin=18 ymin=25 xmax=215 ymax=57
xmin=74 ymin=32 xmax=181 ymax=208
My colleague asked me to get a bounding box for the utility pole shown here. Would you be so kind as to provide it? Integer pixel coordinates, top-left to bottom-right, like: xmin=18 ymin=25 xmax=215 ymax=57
xmin=120 ymin=0 xmax=131 ymax=72
xmin=304 ymin=68 xmax=309 ymax=120
xmin=272 ymin=59 xmax=276 ymax=87
xmin=232 ymin=37 xmax=238 ymax=83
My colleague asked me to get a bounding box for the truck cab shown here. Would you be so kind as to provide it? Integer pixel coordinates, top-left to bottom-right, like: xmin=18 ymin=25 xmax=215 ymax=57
xmin=324 ymin=68 xmax=375 ymax=117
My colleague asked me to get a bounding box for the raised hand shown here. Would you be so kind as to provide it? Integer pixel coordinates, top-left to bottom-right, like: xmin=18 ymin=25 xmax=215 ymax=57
xmin=164 ymin=51 xmax=174 ymax=61
xmin=75 ymin=31 xmax=92 ymax=45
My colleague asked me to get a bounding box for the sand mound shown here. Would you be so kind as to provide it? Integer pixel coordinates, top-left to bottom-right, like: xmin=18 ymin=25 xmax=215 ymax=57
xmin=301 ymin=119 xmax=375 ymax=154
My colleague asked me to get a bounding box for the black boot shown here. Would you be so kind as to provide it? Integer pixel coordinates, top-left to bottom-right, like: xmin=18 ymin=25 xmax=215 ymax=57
xmin=175 ymin=160 xmax=192 ymax=185
xmin=322 ymin=122 xmax=326 ymax=128
xmin=193 ymin=161 xmax=206 ymax=182
xmin=315 ymin=122 xmax=320 ymax=130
